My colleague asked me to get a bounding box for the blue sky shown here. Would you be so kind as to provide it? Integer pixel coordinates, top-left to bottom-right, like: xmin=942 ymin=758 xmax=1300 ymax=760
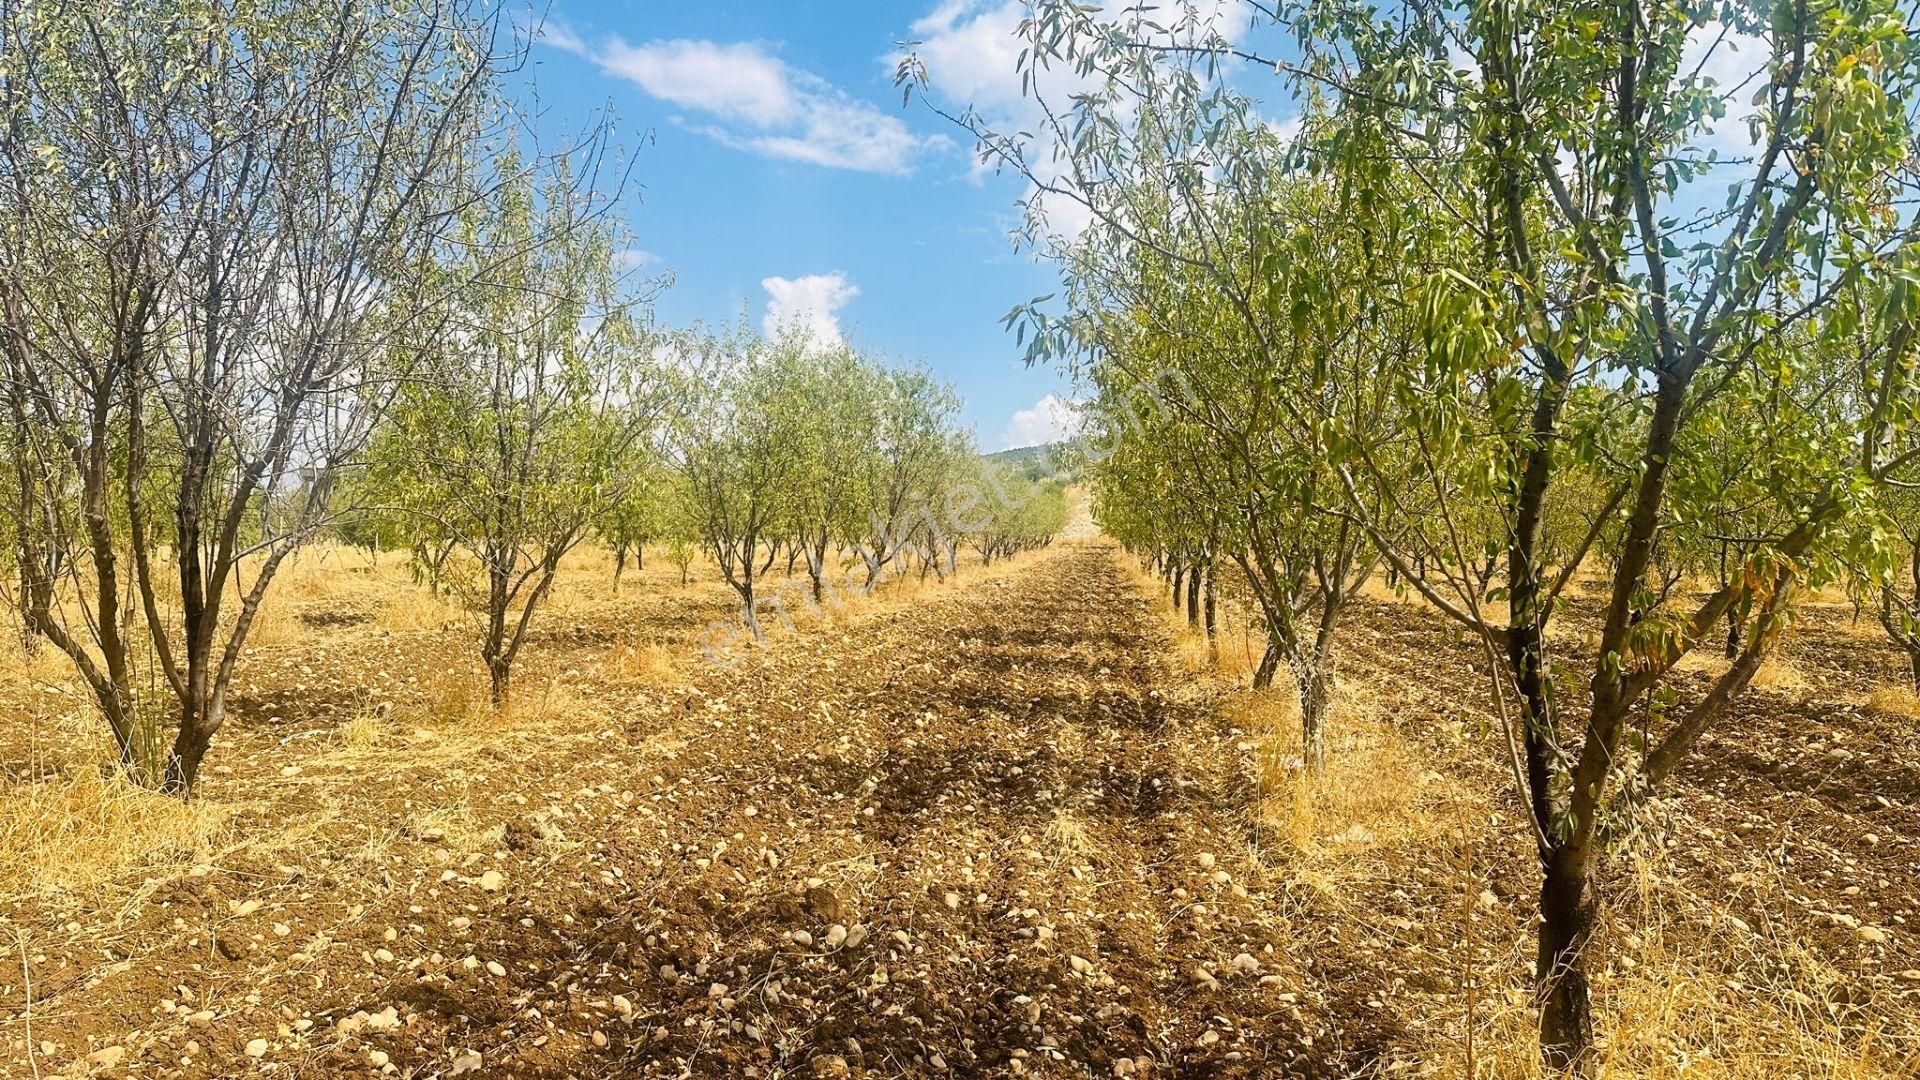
xmin=524 ymin=1 xmax=1091 ymax=451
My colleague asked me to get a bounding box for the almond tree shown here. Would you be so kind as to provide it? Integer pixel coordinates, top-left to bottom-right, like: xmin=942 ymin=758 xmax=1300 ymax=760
xmin=850 ymin=367 xmax=967 ymax=588
xmin=0 ymin=0 xmax=505 ymax=793
xmin=668 ymin=322 xmax=804 ymax=641
xmin=780 ymin=346 xmax=883 ymax=603
xmin=364 ymin=154 xmax=661 ymax=703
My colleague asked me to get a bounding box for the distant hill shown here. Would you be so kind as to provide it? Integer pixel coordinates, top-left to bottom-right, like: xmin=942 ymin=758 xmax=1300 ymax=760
xmin=985 ymin=441 xmax=1079 ymax=483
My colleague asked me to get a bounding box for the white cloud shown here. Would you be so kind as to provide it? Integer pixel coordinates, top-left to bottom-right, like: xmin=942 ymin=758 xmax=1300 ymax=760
xmin=615 ymin=247 xmax=658 ymax=270
xmin=762 ymin=273 xmax=860 ymax=351
xmin=548 ymin=36 xmax=940 ymax=175
xmin=1002 ymin=393 xmax=1082 ymax=450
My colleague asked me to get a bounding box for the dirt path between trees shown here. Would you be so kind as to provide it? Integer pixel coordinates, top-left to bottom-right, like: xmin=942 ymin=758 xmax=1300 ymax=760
xmin=20 ymin=544 xmax=1373 ymax=1079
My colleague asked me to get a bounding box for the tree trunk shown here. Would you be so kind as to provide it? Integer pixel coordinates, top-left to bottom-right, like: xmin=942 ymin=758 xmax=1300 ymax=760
xmin=1725 ymin=606 xmax=1741 ymax=659
xmin=1186 ymin=563 xmax=1201 ymax=627
xmin=487 ymin=655 xmax=511 ymax=705
xmin=1298 ymin=665 xmax=1328 ymax=774
xmin=1909 ymin=647 xmax=1920 ymax=694
xmin=806 ymin=541 xmax=828 ymax=604
xmin=164 ymin=694 xmax=223 ymax=796
xmin=1204 ymin=566 xmax=1218 ymax=659
xmin=1253 ymin=640 xmax=1280 ymax=690
xmin=613 ymin=544 xmax=628 ymax=594
xmin=741 ymin=579 xmax=764 ymax=642
xmin=1171 ymin=564 xmax=1184 ymax=608
xmin=1537 ymin=850 xmax=1599 ymax=1076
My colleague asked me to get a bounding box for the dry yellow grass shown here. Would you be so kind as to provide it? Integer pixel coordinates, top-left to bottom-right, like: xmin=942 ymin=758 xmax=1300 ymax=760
xmin=606 ymin=640 xmax=679 ymax=686
xmin=1114 ymin=554 xmax=1261 ymax=680
xmin=1749 ymin=655 xmax=1810 ymax=694
xmin=1864 ymin=684 xmax=1920 ymax=718
xmin=0 ymin=736 xmax=227 ymax=903
xmin=1458 ymin=848 xmax=1908 ymax=1079
xmin=378 ymin=585 xmax=467 ymax=635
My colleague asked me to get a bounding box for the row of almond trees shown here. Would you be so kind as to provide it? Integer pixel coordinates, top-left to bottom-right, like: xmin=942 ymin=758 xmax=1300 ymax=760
xmin=904 ymin=0 xmax=1920 ymax=1071
xmin=0 ymin=2 xmax=1067 ymax=796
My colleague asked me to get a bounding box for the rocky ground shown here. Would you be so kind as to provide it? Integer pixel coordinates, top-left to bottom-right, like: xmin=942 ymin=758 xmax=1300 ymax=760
xmin=2 ymin=541 xmax=1917 ymax=1078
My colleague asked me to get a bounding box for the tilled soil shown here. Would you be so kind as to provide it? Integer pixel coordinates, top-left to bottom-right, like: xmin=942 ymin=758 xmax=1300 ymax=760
xmin=13 ymin=545 xmax=1360 ymax=1078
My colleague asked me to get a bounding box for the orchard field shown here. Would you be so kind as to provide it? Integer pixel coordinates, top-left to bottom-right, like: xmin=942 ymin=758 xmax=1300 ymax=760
xmin=1 ymin=520 xmax=1917 ymax=1078
xmin=8 ymin=0 xmax=1920 ymax=1077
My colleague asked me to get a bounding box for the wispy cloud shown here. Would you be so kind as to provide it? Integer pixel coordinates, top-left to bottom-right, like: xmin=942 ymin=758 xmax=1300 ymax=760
xmin=545 ymin=31 xmax=943 ymax=175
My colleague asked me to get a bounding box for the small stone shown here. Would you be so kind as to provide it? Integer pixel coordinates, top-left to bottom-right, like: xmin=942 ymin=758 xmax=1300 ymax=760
xmin=1859 ymin=926 xmax=1889 ymax=944
xmin=369 ymin=1049 xmax=391 ymax=1067
xmin=1230 ymin=952 xmax=1261 ymax=975
xmin=791 ymin=930 xmax=813 ymax=947
xmin=87 ymin=1046 xmax=127 ymax=1068
xmin=486 ymin=960 xmax=507 ymax=977
xmin=245 ymin=1038 xmax=270 ymax=1059
xmin=477 ymin=870 xmax=505 ymax=892
xmin=823 ymin=924 xmax=848 ymax=950
xmin=1197 ymin=853 xmax=1216 ymax=870
xmin=1068 ymin=955 xmax=1094 ymax=974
